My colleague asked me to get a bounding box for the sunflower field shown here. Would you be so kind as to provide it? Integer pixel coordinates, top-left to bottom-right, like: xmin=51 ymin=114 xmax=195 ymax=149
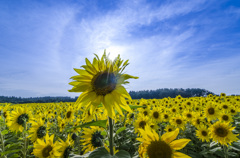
xmin=1 ymin=53 xmax=240 ymax=158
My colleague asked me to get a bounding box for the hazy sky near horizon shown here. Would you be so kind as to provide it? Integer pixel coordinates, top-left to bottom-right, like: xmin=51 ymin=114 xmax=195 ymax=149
xmin=0 ymin=0 xmax=240 ymax=97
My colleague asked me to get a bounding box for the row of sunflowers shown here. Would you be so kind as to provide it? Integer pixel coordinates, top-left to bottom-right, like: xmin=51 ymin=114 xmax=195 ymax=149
xmin=1 ymin=52 xmax=240 ymax=157
xmin=0 ymin=94 xmax=240 ymax=157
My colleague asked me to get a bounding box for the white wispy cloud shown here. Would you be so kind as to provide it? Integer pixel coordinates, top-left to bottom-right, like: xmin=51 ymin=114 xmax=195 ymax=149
xmin=0 ymin=0 xmax=239 ymax=97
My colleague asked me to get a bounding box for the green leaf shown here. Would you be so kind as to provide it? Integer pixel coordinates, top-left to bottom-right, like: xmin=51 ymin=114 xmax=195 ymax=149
xmin=9 ymin=154 xmax=20 ymax=158
xmin=69 ymin=153 xmax=90 ymax=158
xmin=209 ymin=147 xmax=221 ymax=152
xmin=1 ymin=129 xmax=8 ymax=135
xmin=67 ymin=120 xmax=107 ymax=132
xmin=1 ymin=149 xmax=21 ymax=156
xmin=210 ymin=141 xmax=218 ymax=148
xmin=88 ymin=147 xmax=112 ymax=158
xmin=129 ymin=105 xmax=143 ymax=109
xmin=116 ymin=127 xmax=126 ymax=135
xmin=101 ymin=131 xmax=107 ymax=136
xmin=114 ymin=150 xmax=131 ymax=158
xmin=79 ymin=119 xmax=107 ymax=128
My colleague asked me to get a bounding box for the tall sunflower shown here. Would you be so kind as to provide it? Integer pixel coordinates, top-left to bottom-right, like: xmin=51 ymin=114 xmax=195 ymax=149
xmin=69 ymin=51 xmax=138 ymax=118
xmin=33 ymin=133 xmax=60 ymax=158
xmin=28 ymin=118 xmax=48 ymax=142
xmin=195 ymin=125 xmax=210 ymax=142
xmin=81 ymin=126 xmax=105 ymax=154
xmin=209 ymin=121 xmax=239 ymax=146
xmin=7 ymin=107 xmax=31 ymax=132
xmin=137 ymin=126 xmax=191 ymax=158
xmin=57 ymin=135 xmax=74 ymax=158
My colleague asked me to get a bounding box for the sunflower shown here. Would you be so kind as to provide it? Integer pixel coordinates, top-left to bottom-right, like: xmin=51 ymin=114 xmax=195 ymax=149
xmin=150 ymin=107 xmax=162 ymax=123
xmin=126 ymin=113 xmax=135 ymax=124
xmin=170 ymin=115 xmax=186 ymax=130
xmin=28 ymin=118 xmax=48 ymax=142
xmin=57 ymin=135 xmax=74 ymax=158
xmin=134 ymin=114 xmax=151 ymax=133
xmin=162 ymin=112 xmax=171 ymax=122
xmin=219 ymin=112 xmax=233 ymax=123
xmin=183 ymin=111 xmax=193 ymax=122
xmin=209 ymin=121 xmax=239 ymax=146
xmin=69 ymin=51 xmax=138 ymax=119
xmin=58 ymin=117 xmax=66 ymax=132
xmin=64 ymin=106 xmax=75 ymax=123
xmin=137 ymin=125 xmax=191 ymax=158
xmin=7 ymin=107 xmax=31 ymax=132
xmin=139 ymin=108 xmax=151 ymax=117
xmin=81 ymin=126 xmax=105 ymax=154
xmin=204 ymin=102 xmax=219 ymax=121
xmin=164 ymin=125 xmax=176 ymax=133
xmin=33 ymin=133 xmax=60 ymax=158
xmin=196 ymin=125 xmax=210 ymax=142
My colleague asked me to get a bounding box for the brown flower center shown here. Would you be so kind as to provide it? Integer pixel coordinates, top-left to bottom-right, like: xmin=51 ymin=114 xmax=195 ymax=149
xmin=201 ymin=130 xmax=208 ymax=136
xmin=153 ymin=112 xmax=159 ymax=119
xmin=187 ymin=114 xmax=192 ymax=118
xmin=42 ymin=145 xmax=52 ymax=157
xmin=176 ymin=119 xmax=182 ymax=125
xmin=164 ymin=114 xmax=169 ymax=119
xmin=143 ymin=111 xmax=148 ymax=116
xmin=215 ymin=127 xmax=228 ymax=137
xmin=222 ymin=115 xmax=229 ymax=121
xmin=208 ymin=108 xmax=215 ymax=115
xmin=66 ymin=111 xmax=72 ymax=118
xmin=92 ymin=72 xmax=117 ymax=96
xmin=139 ymin=121 xmax=146 ymax=129
xmin=147 ymin=140 xmax=172 ymax=158
xmin=223 ymin=105 xmax=228 ymax=109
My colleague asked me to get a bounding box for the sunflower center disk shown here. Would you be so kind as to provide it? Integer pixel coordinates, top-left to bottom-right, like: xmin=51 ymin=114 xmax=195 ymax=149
xmin=187 ymin=114 xmax=192 ymax=118
xmin=147 ymin=140 xmax=172 ymax=158
xmin=63 ymin=146 xmax=72 ymax=158
xmin=153 ymin=112 xmax=159 ymax=119
xmin=164 ymin=115 xmax=169 ymax=119
xmin=42 ymin=145 xmax=52 ymax=157
xmin=208 ymin=108 xmax=215 ymax=115
xmin=139 ymin=121 xmax=147 ymax=129
xmin=37 ymin=126 xmax=46 ymax=138
xmin=93 ymin=72 xmax=117 ymax=96
xmin=216 ymin=127 xmax=228 ymax=137
xmin=91 ymin=131 xmax=104 ymax=148
xmin=130 ymin=113 xmax=134 ymax=119
xmin=222 ymin=115 xmax=229 ymax=121
xmin=176 ymin=119 xmax=182 ymax=125
xmin=201 ymin=131 xmax=208 ymax=136
xmin=67 ymin=111 xmax=72 ymax=118
xmin=223 ymin=105 xmax=228 ymax=109
xmin=17 ymin=114 xmax=29 ymax=125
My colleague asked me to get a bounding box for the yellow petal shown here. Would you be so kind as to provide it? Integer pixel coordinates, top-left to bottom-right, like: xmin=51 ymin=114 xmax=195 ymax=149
xmin=170 ymin=139 xmax=191 ymax=150
xmin=173 ymin=152 xmax=191 ymax=158
xmin=162 ymin=128 xmax=179 ymax=143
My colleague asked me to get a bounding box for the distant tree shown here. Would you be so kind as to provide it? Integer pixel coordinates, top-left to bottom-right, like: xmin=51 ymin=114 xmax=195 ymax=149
xmin=129 ymin=88 xmax=215 ymax=99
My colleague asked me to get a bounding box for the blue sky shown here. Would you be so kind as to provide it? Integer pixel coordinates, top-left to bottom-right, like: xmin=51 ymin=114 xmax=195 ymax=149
xmin=0 ymin=0 xmax=240 ymax=97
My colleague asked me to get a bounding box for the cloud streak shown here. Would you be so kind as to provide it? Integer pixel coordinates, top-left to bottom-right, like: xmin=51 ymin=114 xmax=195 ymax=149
xmin=0 ymin=0 xmax=240 ymax=97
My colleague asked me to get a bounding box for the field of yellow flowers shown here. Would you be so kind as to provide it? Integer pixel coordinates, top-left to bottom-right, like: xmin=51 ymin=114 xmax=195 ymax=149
xmin=1 ymin=52 xmax=240 ymax=158
xmin=0 ymin=94 xmax=240 ymax=158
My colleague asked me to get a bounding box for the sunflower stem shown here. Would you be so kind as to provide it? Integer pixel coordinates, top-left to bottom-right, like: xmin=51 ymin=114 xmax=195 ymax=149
xmin=108 ymin=117 xmax=114 ymax=156
xmin=22 ymin=121 xmax=28 ymax=158
xmin=223 ymin=145 xmax=228 ymax=158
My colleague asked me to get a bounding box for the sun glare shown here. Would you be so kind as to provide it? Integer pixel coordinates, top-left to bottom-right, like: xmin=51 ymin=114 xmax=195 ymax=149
xmin=105 ymin=46 xmax=125 ymax=60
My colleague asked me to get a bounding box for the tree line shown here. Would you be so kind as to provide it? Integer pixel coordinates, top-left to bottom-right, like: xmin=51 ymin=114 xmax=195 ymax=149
xmin=129 ymin=88 xmax=215 ymax=99
xmin=0 ymin=88 xmax=215 ymax=103
xmin=0 ymin=96 xmax=78 ymax=104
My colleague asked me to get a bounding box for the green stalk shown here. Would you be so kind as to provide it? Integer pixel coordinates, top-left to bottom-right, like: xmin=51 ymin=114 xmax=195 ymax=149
xmin=108 ymin=117 xmax=114 ymax=156
xmin=223 ymin=145 xmax=228 ymax=158
xmin=22 ymin=122 xmax=28 ymax=158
